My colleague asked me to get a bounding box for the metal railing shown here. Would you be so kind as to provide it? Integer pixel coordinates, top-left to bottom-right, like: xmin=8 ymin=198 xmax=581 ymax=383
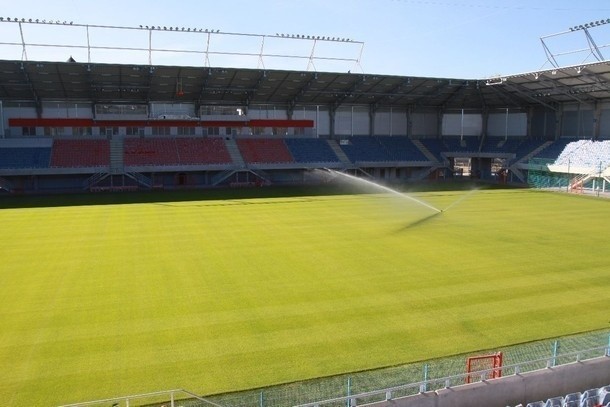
xmin=58 ymin=388 xmax=224 ymax=407
xmin=295 ymin=345 xmax=610 ymax=407
xmin=57 ymin=333 xmax=610 ymax=407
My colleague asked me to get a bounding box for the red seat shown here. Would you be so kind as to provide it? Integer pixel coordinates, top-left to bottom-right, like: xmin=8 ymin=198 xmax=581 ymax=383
xmin=50 ymin=139 xmax=110 ymax=167
xmin=236 ymin=138 xmax=293 ymax=163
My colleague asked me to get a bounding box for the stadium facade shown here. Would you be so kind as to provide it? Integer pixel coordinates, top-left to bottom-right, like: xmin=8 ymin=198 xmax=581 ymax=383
xmin=2 ymin=23 xmax=610 ymax=194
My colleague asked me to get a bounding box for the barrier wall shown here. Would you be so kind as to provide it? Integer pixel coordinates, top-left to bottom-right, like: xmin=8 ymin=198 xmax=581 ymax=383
xmin=366 ymin=357 xmax=610 ymax=407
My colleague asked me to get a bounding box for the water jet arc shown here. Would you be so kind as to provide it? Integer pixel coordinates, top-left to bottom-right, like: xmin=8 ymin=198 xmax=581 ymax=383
xmin=323 ymin=169 xmax=441 ymax=213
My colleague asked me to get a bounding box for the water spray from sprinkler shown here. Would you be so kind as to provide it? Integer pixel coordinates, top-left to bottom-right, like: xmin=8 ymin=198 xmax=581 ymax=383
xmin=323 ymin=168 xmax=442 ymax=213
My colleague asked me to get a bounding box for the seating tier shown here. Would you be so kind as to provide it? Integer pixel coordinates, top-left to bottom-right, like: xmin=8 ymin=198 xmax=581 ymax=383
xmin=50 ymin=139 xmax=110 ymax=167
xmin=236 ymin=139 xmax=294 ymax=164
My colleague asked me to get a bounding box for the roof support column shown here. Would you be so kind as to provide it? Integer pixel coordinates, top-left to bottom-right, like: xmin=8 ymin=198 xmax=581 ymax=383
xmin=287 ymin=104 xmax=294 ymax=121
xmin=406 ymin=107 xmax=412 ymax=138
xmin=481 ymin=108 xmax=489 ymax=141
xmin=0 ymin=100 xmax=4 ymax=138
xmin=527 ymin=106 xmax=534 ymax=139
xmin=437 ymin=108 xmax=443 ymax=139
xmin=593 ymin=101 xmax=601 ymax=140
xmin=555 ymin=107 xmax=562 ymax=140
xmin=369 ymin=104 xmax=376 ymax=136
xmin=329 ymin=104 xmax=336 ymax=139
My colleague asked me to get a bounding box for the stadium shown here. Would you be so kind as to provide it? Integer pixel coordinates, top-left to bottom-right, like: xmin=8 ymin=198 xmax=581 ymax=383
xmin=1 ymin=5 xmax=610 ymax=407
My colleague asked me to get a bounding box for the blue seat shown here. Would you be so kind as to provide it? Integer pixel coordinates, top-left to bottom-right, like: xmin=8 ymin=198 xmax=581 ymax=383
xmin=598 ymin=386 xmax=610 ymax=405
xmin=543 ymin=396 xmax=562 ymax=407
xmin=417 ymin=138 xmax=446 ymax=161
xmin=284 ymin=138 xmax=340 ymax=163
xmin=533 ymin=138 xmax=575 ymax=160
xmin=563 ymin=392 xmax=581 ymax=407
xmin=376 ymin=136 xmax=428 ymax=161
xmin=0 ymin=147 xmax=52 ymax=169
xmin=339 ymin=136 xmax=392 ymax=162
xmin=580 ymin=395 xmax=598 ymax=407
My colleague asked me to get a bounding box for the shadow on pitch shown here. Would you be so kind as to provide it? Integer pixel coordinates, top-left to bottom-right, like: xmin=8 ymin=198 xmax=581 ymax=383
xmin=392 ymin=211 xmax=444 ymax=233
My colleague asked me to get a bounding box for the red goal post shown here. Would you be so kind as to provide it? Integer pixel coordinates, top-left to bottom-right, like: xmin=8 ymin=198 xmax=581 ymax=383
xmin=466 ymin=352 xmax=503 ymax=383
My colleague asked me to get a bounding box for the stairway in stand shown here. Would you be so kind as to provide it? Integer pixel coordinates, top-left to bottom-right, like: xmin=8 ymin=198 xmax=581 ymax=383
xmin=326 ymin=139 xmax=352 ymax=166
xmin=224 ymin=138 xmax=246 ymax=168
xmin=110 ymin=136 xmax=124 ymax=174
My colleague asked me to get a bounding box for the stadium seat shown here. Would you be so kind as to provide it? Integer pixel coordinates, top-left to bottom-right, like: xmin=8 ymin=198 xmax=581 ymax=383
xmin=339 ymin=136 xmax=392 ymax=162
xmin=236 ymin=138 xmax=294 ymax=164
xmin=511 ymin=138 xmax=548 ymax=163
xmin=175 ymin=137 xmax=232 ymax=165
xmin=580 ymin=395 xmax=599 ymax=407
xmin=563 ymin=392 xmax=581 ymax=407
xmin=0 ymin=147 xmax=52 ymax=169
xmin=598 ymin=386 xmax=610 ymax=405
xmin=376 ymin=136 xmax=429 ymax=161
xmin=543 ymin=396 xmax=562 ymax=407
xmin=553 ymin=140 xmax=610 ymax=169
xmin=284 ymin=138 xmax=340 ymax=163
xmin=124 ymin=138 xmax=180 ymax=166
xmin=50 ymin=139 xmax=110 ymax=167
xmin=533 ymin=138 xmax=575 ymax=160
xmin=580 ymin=388 xmax=599 ymax=400
xmin=481 ymin=136 xmax=524 ymax=154
xmin=525 ymin=401 xmax=544 ymax=407
xmin=417 ymin=138 xmax=446 ymax=161
xmin=442 ymin=136 xmax=479 ymax=153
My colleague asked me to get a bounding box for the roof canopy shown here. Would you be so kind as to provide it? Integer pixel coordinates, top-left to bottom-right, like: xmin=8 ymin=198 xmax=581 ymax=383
xmin=1 ymin=59 xmax=610 ymax=110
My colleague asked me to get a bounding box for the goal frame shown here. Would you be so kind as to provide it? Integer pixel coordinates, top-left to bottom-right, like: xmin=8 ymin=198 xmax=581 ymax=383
xmin=466 ymin=352 xmax=503 ymax=384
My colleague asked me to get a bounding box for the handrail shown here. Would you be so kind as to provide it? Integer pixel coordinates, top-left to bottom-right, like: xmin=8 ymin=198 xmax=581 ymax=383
xmin=294 ymin=345 xmax=610 ymax=407
xmin=57 ymin=345 xmax=610 ymax=407
xmin=58 ymin=388 xmax=224 ymax=407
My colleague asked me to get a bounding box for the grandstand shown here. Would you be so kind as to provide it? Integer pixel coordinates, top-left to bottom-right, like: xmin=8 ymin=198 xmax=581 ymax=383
xmin=525 ymin=139 xmax=610 ymax=193
xmin=2 ymin=16 xmax=610 ymax=407
xmin=1 ymin=38 xmax=610 ymax=193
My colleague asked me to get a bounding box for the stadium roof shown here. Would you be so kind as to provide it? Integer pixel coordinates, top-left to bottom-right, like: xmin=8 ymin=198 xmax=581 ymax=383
xmin=491 ymin=61 xmax=610 ymax=108
xmin=1 ymin=59 xmax=610 ymax=110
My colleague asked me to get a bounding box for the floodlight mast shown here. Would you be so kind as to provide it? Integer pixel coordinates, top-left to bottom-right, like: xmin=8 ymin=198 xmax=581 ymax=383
xmin=0 ymin=18 xmax=364 ymax=72
xmin=540 ymin=18 xmax=610 ymax=69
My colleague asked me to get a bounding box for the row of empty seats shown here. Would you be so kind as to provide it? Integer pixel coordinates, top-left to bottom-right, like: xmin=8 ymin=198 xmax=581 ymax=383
xmin=0 ymin=147 xmax=52 ymax=169
xmin=51 ymin=139 xmax=110 ymax=167
xmin=124 ymin=138 xmax=180 ymax=166
xmin=0 ymin=136 xmax=595 ymax=169
xmin=516 ymin=384 xmax=610 ymax=407
xmin=120 ymin=138 xmax=235 ymax=166
xmin=284 ymin=138 xmax=341 ymax=163
xmin=340 ymin=136 xmax=392 ymax=162
xmin=532 ymin=138 xmax=574 ymax=160
xmin=553 ymin=140 xmax=610 ymax=169
xmin=236 ymin=138 xmax=294 ymax=164
xmin=377 ymin=137 xmax=428 ymax=161
xmin=176 ymin=137 xmax=232 ymax=165
xmin=419 ymin=136 xmax=552 ymax=158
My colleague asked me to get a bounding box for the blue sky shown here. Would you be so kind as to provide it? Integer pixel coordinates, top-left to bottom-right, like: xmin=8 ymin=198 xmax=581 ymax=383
xmin=2 ymin=0 xmax=610 ymax=78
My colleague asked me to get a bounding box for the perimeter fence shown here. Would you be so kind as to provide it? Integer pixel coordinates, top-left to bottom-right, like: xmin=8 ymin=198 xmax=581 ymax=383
xmin=527 ymin=158 xmax=570 ymax=189
xmin=527 ymin=157 xmax=609 ymax=193
xmin=205 ymin=330 xmax=610 ymax=407
xmin=59 ymin=330 xmax=610 ymax=407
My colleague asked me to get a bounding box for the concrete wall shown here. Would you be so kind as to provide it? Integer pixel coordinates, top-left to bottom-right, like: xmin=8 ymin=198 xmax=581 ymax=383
xmin=366 ymin=357 xmax=610 ymax=407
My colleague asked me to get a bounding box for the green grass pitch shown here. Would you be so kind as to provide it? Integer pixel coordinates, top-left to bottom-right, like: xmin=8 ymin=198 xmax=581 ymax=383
xmin=0 ymin=187 xmax=609 ymax=406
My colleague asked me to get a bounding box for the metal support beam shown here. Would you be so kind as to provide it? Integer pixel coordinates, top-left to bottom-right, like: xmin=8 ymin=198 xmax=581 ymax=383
xmin=502 ymin=82 xmax=558 ymax=111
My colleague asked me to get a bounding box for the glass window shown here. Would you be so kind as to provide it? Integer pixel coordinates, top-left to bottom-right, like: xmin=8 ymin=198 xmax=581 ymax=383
xmin=44 ymin=127 xmax=64 ymax=136
xmin=73 ymin=127 xmax=92 ymax=136
xmin=126 ymin=127 xmax=144 ymax=136
xmin=152 ymin=127 xmax=171 ymax=136
xmin=177 ymin=127 xmax=195 ymax=136
xmin=22 ymin=126 xmax=36 ymax=136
